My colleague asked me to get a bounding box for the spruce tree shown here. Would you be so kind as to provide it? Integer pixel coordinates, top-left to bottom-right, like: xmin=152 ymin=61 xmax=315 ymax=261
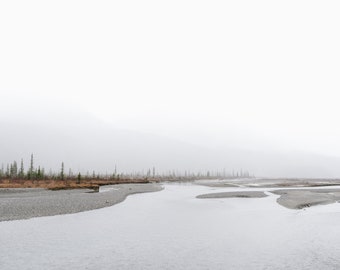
xmin=10 ymin=164 xmax=13 ymax=178
xmin=77 ymin=173 xmax=81 ymax=184
xmin=6 ymin=164 xmax=10 ymax=178
xmin=19 ymin=159 xmax=25 ymax=178
xmin=37 ymin=166 xmax=41 ymax=180
xmin=28 ymin=154 xmax=34 ymax=180
xmin=60 ymin=162 xmax=65 ymax=180
xmin=41 ymin=168 xmax=45 ymax=179
xmin=12 ymin=161 xmax=18 ymax=178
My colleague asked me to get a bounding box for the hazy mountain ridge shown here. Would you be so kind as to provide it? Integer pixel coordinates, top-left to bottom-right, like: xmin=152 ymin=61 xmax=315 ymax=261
xmin=1 ymin=117 xmax=340 ymax=178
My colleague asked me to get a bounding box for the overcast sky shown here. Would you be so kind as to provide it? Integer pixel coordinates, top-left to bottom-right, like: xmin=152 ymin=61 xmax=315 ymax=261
xmin=1 ymin=1 xmax=340 ymax=158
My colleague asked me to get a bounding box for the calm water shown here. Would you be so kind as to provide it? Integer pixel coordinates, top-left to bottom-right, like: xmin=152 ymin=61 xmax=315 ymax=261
xmin=1 ymin=183 xmax=340 ymax=269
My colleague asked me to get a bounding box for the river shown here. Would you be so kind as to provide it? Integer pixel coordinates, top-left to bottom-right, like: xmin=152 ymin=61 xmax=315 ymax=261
xmin=1 ymin=183 xmax=340 ymax=269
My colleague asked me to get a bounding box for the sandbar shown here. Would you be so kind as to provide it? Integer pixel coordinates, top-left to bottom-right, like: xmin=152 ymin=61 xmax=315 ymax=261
xmin=0 ymin=183 xmax=163 ymax=222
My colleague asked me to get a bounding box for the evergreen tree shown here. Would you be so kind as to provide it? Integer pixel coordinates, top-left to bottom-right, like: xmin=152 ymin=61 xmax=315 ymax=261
xmin=12 ymin=161 xmax=18 ymax=178
xmin=10 ymin=164 xmax=13 ymax=178
xmin=28 ymin=154 xmax=34 ymax=180
xmin=37 ymin=166 xmax=42 ymax=180
xmin=19 ymin=159 xmax=25 ymax=178
xmin=6 ymin=164 xmax=10 ymax=178
xmin=60 ymin=162 xmax=65 ymax=180
xmin=41 ymin=168 xmax=45 ymax=179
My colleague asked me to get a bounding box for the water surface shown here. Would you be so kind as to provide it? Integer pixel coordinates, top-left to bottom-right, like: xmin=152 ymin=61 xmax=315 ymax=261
xmin=1 ymin=183 xmax=340 ymax=269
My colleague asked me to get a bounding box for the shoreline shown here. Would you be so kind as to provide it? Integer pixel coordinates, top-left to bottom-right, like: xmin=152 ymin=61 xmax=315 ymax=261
xmin=3 ymin=179 xmax=340 ymax=221
xmin=0 ymin=183 xmax=163 ymax=222
xmin=0 ymin=178 xmax=155 ymax=190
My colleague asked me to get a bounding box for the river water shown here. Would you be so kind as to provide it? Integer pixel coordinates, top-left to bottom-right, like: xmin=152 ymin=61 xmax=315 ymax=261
xmin=1 ymin=183 xmax=340 ymax=269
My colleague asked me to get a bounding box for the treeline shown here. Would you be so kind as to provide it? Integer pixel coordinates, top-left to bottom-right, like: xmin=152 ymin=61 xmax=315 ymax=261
xmin=0 ymin=154 xmax=87 ymax=182
xmin=0 ymin=154 xmax=253 ymax=182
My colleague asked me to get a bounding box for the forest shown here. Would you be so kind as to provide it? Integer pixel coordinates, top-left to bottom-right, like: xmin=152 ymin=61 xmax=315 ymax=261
xmin=0 ymin=154 xmax=252 ymax=190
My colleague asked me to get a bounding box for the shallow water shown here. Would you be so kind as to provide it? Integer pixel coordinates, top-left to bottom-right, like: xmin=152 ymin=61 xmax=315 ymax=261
xmin=1 ymin=183 xmax=340 ymax=270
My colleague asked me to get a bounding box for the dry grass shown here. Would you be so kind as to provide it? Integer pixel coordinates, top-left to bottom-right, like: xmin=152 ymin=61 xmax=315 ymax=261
xmin=0 ymin=178 xmax=153 ymax=190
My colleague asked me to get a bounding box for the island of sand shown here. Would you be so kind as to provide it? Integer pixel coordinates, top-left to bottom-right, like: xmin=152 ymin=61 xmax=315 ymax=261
xmin=195 ymin=178 xmax=340 ymax=209
xmin=197 ymin=191 xmax=268 ymax=199
xmin=271 ymin=189 xmax=340 ymax=209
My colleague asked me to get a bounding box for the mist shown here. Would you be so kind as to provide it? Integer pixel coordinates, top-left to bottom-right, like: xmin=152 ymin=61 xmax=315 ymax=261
xmin=1 ymin=103 xmax=340 ymax=178
xmin=1 ymin=1 xmax=340 ymax=178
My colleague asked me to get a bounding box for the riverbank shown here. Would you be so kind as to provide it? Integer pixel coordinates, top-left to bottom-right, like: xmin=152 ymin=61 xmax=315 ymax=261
xmin=0 ymin=178 xmax=155 ymax=190
xmin=0 ymin=183 xmax=163 ymax=222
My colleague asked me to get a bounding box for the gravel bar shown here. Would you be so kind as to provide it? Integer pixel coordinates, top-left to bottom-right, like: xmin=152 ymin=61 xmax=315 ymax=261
xmin=0 ymin=184 xmax=163 ymax=222
xmin=271 ymin=188 xmax=340 ymax=209
xmin=196 ymin=191 xmax=268 ymax=199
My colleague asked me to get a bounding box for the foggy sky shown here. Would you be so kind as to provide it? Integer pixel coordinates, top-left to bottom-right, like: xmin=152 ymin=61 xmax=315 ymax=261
xmin=1 ymin=1 xmax=340 ymax=177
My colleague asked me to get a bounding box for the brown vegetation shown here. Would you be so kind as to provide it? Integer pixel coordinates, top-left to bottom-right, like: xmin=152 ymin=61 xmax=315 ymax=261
xmin=0 ymin=178 xmax=154 ymax=190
